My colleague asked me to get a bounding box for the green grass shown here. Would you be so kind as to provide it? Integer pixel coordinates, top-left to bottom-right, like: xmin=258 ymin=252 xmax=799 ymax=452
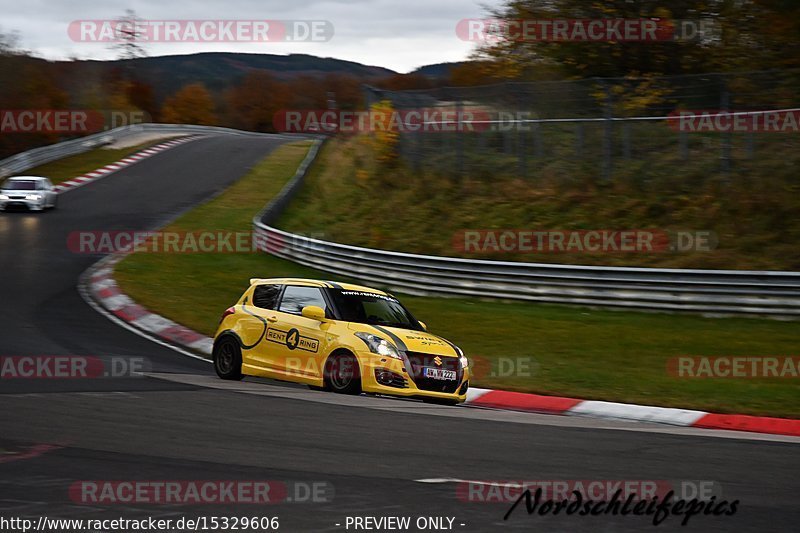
xmin=115 ymin=139 xmax=800 ymax=418
xmin=276 ymin=134 xmax=800 ymax=270
xmin=22 ymin=139 xmax=180 ymax=185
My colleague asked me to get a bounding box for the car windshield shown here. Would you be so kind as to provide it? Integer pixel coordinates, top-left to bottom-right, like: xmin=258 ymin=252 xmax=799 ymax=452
xmin=2 ymin=180 xmax=37 ymax=191
xmin=329 ymin=289 xmax=422 ymax=331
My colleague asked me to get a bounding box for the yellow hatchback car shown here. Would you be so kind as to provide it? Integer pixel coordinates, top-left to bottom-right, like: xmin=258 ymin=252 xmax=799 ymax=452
xmin=212 ymin=278 xmax=470 ymax=404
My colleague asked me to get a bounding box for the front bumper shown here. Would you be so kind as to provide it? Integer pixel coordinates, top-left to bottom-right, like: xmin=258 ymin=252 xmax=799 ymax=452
xmin=0 ymin=197 xmax=44 ymax=211
xmin=359 ymin=351 xmax=469 ymax=403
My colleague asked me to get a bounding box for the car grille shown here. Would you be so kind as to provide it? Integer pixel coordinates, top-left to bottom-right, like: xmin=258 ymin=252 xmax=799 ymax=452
xmin=10 ymin=196 xmax=25 ymax=200
xmin=405 ymin=352 xmax=463 ymax=393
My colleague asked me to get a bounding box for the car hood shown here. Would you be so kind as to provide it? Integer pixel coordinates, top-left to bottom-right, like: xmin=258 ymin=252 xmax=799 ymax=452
xmin=350 ymin=323 xmax=460 ymax=357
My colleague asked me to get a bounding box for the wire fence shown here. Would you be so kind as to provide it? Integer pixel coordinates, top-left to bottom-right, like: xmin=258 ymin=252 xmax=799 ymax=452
xmin=363 ymin=69 xmax=800 ymax=181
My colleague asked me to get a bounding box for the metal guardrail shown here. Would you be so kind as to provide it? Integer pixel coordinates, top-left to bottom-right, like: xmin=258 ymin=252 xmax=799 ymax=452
xmin=10 ymin=125 xmax=793 ymax=316
xmin=0 ymin=123 xmax=310 ymax=177
xmin=252 ymin=140 xmax=800 ymax=317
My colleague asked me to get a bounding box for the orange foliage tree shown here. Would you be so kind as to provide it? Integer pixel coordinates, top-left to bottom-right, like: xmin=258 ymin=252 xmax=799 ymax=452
xmin=161 ymin=83 xmax=217 ymax=125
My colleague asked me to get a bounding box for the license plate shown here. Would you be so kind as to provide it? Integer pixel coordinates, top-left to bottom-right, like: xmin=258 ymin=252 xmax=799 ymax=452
xmin=423 ymin=367 xmax=457 ymax=381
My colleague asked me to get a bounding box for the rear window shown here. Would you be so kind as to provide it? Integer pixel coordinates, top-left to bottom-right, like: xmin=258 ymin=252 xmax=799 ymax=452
xmin=3 ymin=180 xmax=36 ymax=190
xmin=252 ymin=284 xmax=281 ymax=310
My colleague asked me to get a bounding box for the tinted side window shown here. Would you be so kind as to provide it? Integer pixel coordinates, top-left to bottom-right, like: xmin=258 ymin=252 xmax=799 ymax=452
xmin=253 ymin=284 xmax=281 ymax=310
xmin=278 ymin=286 xmax=328 ymax=315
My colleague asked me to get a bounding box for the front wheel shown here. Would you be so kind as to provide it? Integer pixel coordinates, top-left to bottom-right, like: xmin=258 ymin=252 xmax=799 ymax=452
xmin=324 ymin=352 xmax=361 ymax=394
xmin=213 ymin=337 xmax=243 ymax=380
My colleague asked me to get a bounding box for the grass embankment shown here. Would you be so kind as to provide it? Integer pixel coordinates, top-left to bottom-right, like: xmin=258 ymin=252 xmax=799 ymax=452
xmin=22 ymin=140 xmax=178 ymax=185
xmin=276 ymin=135 xmax=800 ymax=270
xmin=115 ymin=139 xmax=800 ymax=418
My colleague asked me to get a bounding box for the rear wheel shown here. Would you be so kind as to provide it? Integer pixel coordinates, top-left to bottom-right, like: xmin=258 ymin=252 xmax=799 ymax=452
xmin=213 ymin=337 xmax=243 ymax=380
xmin=324 ymin=352 xmax=361 ymax=394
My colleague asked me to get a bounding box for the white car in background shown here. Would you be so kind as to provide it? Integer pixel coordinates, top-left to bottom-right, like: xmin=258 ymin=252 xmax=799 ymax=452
xmin=0 ymin=176 xmax=58 ymax=211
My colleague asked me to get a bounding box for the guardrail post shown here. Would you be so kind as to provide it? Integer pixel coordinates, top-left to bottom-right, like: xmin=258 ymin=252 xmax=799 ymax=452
xmin=456 ymin=100 xmax=464 ymax=180
xmin=679 ymin=129 xmax=688 ymax=160
xmin=602 ymin=82 xmax=613 ymax=182
xmin=622 ymin=122 xmax=631 ymax=159
xmin=720 ymin=86 xmax=731 ymax=176
xmin=575 ymin=122 xmax=584 ymax=158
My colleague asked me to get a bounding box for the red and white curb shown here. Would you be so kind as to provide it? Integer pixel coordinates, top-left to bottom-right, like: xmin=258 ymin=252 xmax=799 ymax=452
xmin=82 ymin=257 xmax=800 ymax=438
xmin=466 ymin=389 xmax=800 ymax=437
xmin=82 ymin=254 xmax=213 ymax=357
xmin=54 ymin=137 xmax=196 ymax=194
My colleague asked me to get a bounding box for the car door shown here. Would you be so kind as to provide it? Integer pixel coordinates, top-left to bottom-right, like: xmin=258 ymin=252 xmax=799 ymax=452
xmin=271 ymin=285 xmax=330 ymax=381
xmin=239 ymin=284 xmax=285 ymax=374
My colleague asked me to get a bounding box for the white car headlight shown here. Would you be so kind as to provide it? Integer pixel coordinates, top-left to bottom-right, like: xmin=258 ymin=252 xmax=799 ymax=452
xmin=0 ymin=194 xmax=8 ymax=200
xmin=354 ymin=332 xmax=402 ymax=360
xmin=451 ymin=344 xmax=469 ymax=368
xmin=25 ymin=194 xmax=42 ymax=200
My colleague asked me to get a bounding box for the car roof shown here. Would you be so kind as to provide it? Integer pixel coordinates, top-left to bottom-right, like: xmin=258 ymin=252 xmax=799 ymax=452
xmin=249 ymin=277 xmax=389 ymax=296
xmin=5 ymin=176 xmax=48 ymax=181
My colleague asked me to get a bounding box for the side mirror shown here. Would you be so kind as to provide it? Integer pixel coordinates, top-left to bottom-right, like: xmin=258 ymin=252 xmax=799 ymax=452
xmin=301 ymin=305 xmax=326 ymax=321
xmin=418 ymin=321 xmax=428 ymax=331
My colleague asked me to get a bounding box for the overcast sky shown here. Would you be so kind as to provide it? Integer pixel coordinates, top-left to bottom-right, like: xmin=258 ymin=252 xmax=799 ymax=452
xmin=2 ymin=0 xmax=505 ymax=73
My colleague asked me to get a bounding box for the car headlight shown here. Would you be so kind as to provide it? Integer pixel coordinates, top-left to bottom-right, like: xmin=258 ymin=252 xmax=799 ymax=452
xmin=0 ymin=194 xmax=8 ymax=200
xmin=354 ymin=332 xmax=402 ymax=360
xmin=451 ymin=344 xmax=469 ymax=368
xmin=25 ymin=194 xmax=42 ymax=200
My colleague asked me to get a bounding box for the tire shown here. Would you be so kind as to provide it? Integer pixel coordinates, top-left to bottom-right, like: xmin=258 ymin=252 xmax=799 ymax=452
xmin=213 ymin=336 xmax=243 ymax=380
xmin=324 ymin=352 xmax=361 ymax=394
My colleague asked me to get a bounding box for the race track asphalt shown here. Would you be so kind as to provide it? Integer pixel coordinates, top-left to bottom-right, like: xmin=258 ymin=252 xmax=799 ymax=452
xmin=1 ymin=134 xmax=797 ymax=532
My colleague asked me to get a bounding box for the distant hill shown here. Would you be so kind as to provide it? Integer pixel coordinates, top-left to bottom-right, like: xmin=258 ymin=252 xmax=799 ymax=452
xmin=59 ymin=52 xmax=399 ymax=100
xmin=411 ymin=62 xmax=467 ymax=79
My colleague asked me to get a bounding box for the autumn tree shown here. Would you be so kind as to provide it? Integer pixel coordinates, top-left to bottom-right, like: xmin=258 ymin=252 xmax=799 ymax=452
xmin=286 ymin=75 xmax=328 ymax=109
xmin=161 ymin=83 xmax=217 ymax=125
xmin=111 ymin=9 xmax=147 ymax=61
xmin=477 ymin=0 xmax=800 ymax=79
xmin=225 ymin=70 xmax=290 ymax=132
xmin=127 ymin=79 xmax=157 ymax=120
xmin=321 ymin=73 xmax=362 ymax=110
xmin=379 ymin=73 xmax=433 ymax=91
